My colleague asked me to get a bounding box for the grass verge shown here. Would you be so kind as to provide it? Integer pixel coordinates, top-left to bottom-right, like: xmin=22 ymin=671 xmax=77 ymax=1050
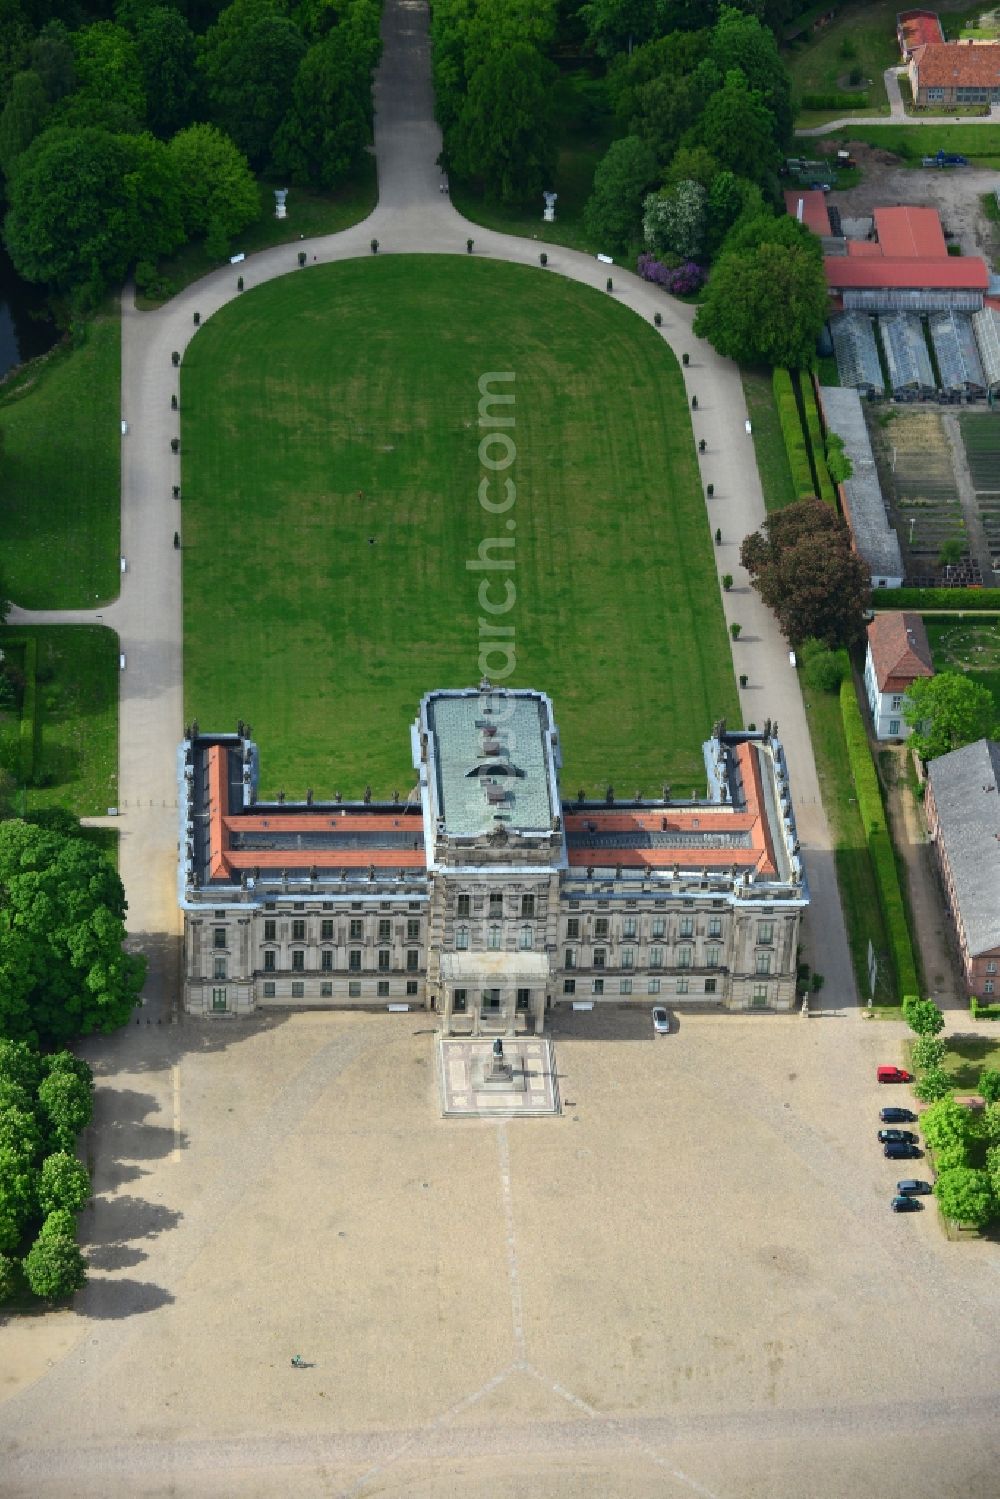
xmin=786 ymin=0 xmax=897 ymax=110
xmin=0 ymin=625 xmax=119 ymax=818
xmin=828 ymin=123 xmax=1000 ymax=166
xmin=0 ymin=314 xmax=120 ymax=608
xmin=741 ymin=369 xmax=798 ymax=512
xmin=182 ymin=256 xmax=738 ymax=797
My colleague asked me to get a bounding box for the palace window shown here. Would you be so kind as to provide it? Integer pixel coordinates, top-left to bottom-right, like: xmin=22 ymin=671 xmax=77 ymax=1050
xmin=516 ymin=988 xmax=530 ymax=1011
xmin=757 ymin=921 xmax=773 ymax=945
xmin=213 ymin=927 xmax=226 ymax=950
xmin=378 ymin=980 xmax=390 ymax=998
xmin=987 ymin=961 xmax=997 ymax=974
xmin=292 ymin=950 xmax=304 ymax=972
xmin=649 ymin=946 xmax=663 ymax=968
xmin=264 ymin=919 xmax=276 ymax=942
xmin=292 ymin=919 xmax=305 ymax=941
xmin=593 ymin=978 xmax=604 ymax=995
xmin=751 ymin=986 xmax=768 ymax=1007
xmin=457 ymin=894 xmax=471 ymax=917
xmin=676 ymin=976 xmax=689 ymax=996
xmin=321 ymin=949 xmax=333 ymax=971
xmin=379 ymin=919 xmax=391 ymax=942
xmin=594 ymin=917 xmax=609 ymax=938
xmin=521 ymin=894 xmax=535 ymax=917
xmin=378 ymin=949 xmax=390 ymax=972
xmin=481 ymin=989 xmax=501 ymax=1012
xmin=350 ymin=919 xmax=364 ymax=941
xmin=406 ymin=981 xmax=418 ymax=996
xmin=755 ymin=951 xmax=771 ymax=975
xmin=406 ymin=949 xmax=419 ymax=971
xmin=214 ymin=958 xmax=226 ymax=980
xmin=708 ymin=916 xmax=722 ymax=938
xmin=212 ymin=988 xmax=227 ymax=1011
xmin=620 ymin=978 xmax=632 ymax=995
xmin=291 ymin=981 xmax=304 ymax=999
xmin=453 ymin=988 xmax=467 ymax=1012
xmin=564 ymin=948 xmax=576 ymax=969
xmin=566 ymin=918 xmax=580 ymax=939
xmin=321 ymin=919 xmax=334 ymax=941
xmin=677 ymin=946 xmax=692 ymax=968
xmin=489 ymin=893 xmax=504 ymax=917
xmin=264 ymin=950 xmax=275 ymax=972
xmin=623 ymin=917 xmax=636 ymax=938
xmin=349 ymin=950 xmax=361 ymax=972
xmin=456 ymin=925 xmax=470 ymax=951
xmin=706 ymin=946 xmax=720 ymax=969
xmin=520 ymin=925 xmax=533 ymax=950
xmin=349 ymin=981 xmax=361 ymax=998
xmin=263 ymin=982 xmax=275 ymax=999
xmin=651 ymin=917 xmax=665 ymax=938
xmin=488 ymin=924 xmax=502 ymax=951
xmin=704 ymin=978 xmax=717 ymax=994
xmin=621 ymin=946 xmax=634 ymax=969
xmin=563 ymin=979 xmax=576 ymax=995
xmin=679 ymin=916 xmax=693 ymax=938
xmin=407 ymin=919 xmax=420 ymax=941
xmin=321 ymin=982 xmax=333 ymax=998
xmin=593 ymin=948 xmax=606 ymax=969
xmin=648 ymin=978 xmax=660 ymax=994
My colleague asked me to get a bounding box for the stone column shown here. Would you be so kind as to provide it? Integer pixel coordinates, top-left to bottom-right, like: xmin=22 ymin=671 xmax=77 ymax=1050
xmin=472 ymin=984 xmax=481 ymax=1036
xmin=534 ymin=987 xmax=546 ymax=1036
xmin=441 ymin=981 xmax=452 ymax=1035
xmin=505 ymin=986 xmax=516 ymax=1037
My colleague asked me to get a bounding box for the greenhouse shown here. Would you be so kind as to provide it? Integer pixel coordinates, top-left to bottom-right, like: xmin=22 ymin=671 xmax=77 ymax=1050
xmin=972 ymin=306 xmax=1000 ymax=393
xmin=878 ymin=313 xmax=936 ymax=399
xmin=928 ymin=311 xmax=986 ymax=398
xmin=829 ymin=311 xmax=883 ymax=396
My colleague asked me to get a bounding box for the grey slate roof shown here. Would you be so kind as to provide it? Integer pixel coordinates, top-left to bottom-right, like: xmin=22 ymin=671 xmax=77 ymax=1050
xmin=426 ymin=691 xmax=555 ymax=836
xmin=928 ymin=738 xmax=1000 ymax=956
xmin=819 ymin=386 xmax=904 ymax=583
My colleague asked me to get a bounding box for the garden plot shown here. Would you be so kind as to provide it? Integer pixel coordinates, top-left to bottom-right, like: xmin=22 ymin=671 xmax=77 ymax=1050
xmin=958 ymin=413 xmax=1000 ymax=565
xmin=867 ymin=408 xmax=964 ymax=574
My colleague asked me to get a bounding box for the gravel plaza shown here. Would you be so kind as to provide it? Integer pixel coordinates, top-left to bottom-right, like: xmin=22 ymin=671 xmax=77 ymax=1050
xmin=1 ymin=1004 xmax=998 ymax=1498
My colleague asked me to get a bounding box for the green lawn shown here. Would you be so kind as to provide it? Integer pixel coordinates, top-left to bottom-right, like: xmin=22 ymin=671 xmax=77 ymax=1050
xmin=139 ymin=162 xmax=377 ymax=307
xmin=924 ymin=616 xmax=1000 ymax=718
xmin=0 ymin=625 xmax=119 ymax=817
xmin=0 ymin=314 xmax=120 ymax=608
xmin=941 ymin=1035 xmax=1000 ymax=1091
xmin=451 ymin=73 xmax=614 ymax=255
xmin=829 ymin=123 xmax=1000 ymax=166
xmin=802 ymin=680 xmax=894 ymax=1000
xmin=785 ymin=0 xmax=896 ymax=114
xmin=741 ymin=369 xmax=798 ymax=513
xmin=181 ymin=256 xmax=738 ymax=797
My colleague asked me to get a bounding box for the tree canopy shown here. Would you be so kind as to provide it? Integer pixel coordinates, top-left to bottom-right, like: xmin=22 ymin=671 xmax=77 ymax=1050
xmin=934 ymin=1166 xmax=994 ymax=1228
xmin=583 ymin=134 xmax=658 ymax=254
xmin=739 ymin=499 xmax=871 ymax=649
xmin=168 ymin=123 xmax=259 ymax=243
xmin=901 ymin=995 xmax=945 ymax=1037
xmin=198 ymin=0 xmax=307 ymax=166
xmin=449 ymin=42 xmax=556 ymax=204
xmin=0 ymin=819 xmax=145 ymax=1046
xmin=693 ymin=229 xmax=828 ymax=368
xmin=903 ymin=671 xmax=997 ymax=763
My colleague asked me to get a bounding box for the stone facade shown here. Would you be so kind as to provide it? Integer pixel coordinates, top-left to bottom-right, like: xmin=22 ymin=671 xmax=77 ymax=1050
xmin=180 ymin=688 xmax=808 ymax=1022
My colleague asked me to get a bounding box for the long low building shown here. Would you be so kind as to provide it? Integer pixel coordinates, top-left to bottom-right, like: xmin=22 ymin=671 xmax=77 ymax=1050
xmin=818 ymin=386 xmax=904 ymax=587
xmin=925 ymin=738 xmax=1000 ymax=1000
xmin=179 ymin=688 xmax=808 ymax=1027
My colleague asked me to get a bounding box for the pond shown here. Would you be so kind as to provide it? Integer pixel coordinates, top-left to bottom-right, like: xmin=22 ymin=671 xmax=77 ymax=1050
xmin=0 ymin=247 xmax=59 ymax=379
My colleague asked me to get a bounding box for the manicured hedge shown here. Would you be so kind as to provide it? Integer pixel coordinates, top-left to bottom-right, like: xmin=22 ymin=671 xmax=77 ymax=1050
xmin=800 ymin=377 xmax=838 ymax=508
xmin=872 ymin=587 xmax=1000 ymax=611
xmin=970 ymin=996 xmax=1000 ymax=1020
xmin=772 ymin=368 xmax=815 ymax=499
xmin=840 ymin=678 xmax=920 ymax=998
xmin=799 ymin=92 xmax=870 ymax=111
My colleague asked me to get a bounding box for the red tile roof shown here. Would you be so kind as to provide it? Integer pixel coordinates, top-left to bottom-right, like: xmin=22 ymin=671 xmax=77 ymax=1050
xmin=565 ymin=744 xmax=781 ymax=878
xmin=783 ymin=189 xmax=831 ymax=237
xmin=846 ymin=239 xmax=884 ymax=257
xmin=913 ymin=40 xmax=1000 ymax=88
xmin=867 ymin=612 xmax=935 ymax=692
xmin=824 ymin=256 xmax=988 ymax=290
xmin=898 ymin=10 xmax=944 ymax=55
xmin=874 ymin=205 xmax=947 ymax=259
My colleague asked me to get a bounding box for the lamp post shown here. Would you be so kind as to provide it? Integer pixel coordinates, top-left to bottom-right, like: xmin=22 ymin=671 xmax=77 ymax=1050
xmin=909 ymin=516 xmax=916 ymax=546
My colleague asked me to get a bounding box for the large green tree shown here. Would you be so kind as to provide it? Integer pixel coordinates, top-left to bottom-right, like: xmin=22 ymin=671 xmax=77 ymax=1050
xmin=449 ymin=42 xmax=556 ymax=205
xmin=583 ymin=134 xmax=658 ymax=254
xmin=739 ymin=498 xmax=871 ymax=649
xmin=902 ymin=995 xmax=945 ymax=1037
xmin=920 ymin=1096 xmax=972 ymax=1154
xmin=934 ymin=1166 xmax=994 ymax=1228
xmin=273 ymin=30 xmax=373 ymax=190
xmin=694 ymin=234 xmax=828 ymax=369
xmin=710 ymin=4 xmax=791 ymax=144
xmin=64 ymin=22 xmax=146 ymax=133
xmin=643 ymin=179 xmax=707 ymax=260
xmin=168 ymin=123 xmax=259 ymax=244
xmin=37 ymin=1072 xmax=93 ymax=1151
xmin=903 ymin=671 xmax=997 ymax=763
xmin=0 ymin=819 xmax=145 ymax=1046
xmin=0 ymin=71 xmax=49 ymax=183
xmin=134 ymin=7 xmax=199 ymax=138
xmin=697 ymin=69 xmax=780 ymax=185
xmin=5 ymin=127 xmax=183 ymax=295
xmin=198 ymin=0 xmax=306 ymax=166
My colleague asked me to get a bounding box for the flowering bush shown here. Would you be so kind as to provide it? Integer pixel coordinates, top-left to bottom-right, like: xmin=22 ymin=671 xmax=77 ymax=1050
xmin=636 ymin=254 xmax=705 ymax=296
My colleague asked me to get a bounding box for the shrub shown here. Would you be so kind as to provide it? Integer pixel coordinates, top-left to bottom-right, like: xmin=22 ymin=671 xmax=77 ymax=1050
xmin=872 ymin=587 xmax=1000 ymax=611
xmin=799 ymin=91 xmax=870 ymax=111
xmin=902 ymin=995 xmax=945 ymax=1036
xmin=911 ymin=1034 xmax=945 ymax=1071
xmin=22 ymin=1232 xmax=86 ymax=1300
xmin=934 ymin=1166 xmax=994 ymax=1227
xmin=636 ymin=254 xmax=705 ymax=296
xmin=979 ymin=1068 xmax=1000 ymax=1104
xmin=970 ymin=995 xmax=1000 ymax=1020
xmin=772 ymin=368 xmax=814 ymax=499
xmin=801 ymin=638 xmax=847 ymax=693
xmin=37 ymin=1152 xmax=90 ymax=1214
xmin=0 ymin=1253 xmax=17 ymax=1303
xmin=38 ymin=1207 xmax=77 ymax=1241
xmin=800 ymin=378 xmax=837 ymax=507
xmin=840 ymin=679 xmax=919 ymax=998
xmin=914 ymin=1065 xmax=952 ymax=1103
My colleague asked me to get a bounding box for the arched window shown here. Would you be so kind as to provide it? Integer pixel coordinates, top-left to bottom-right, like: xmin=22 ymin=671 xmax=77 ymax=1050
xmin=520 ymin=924 xmax=533 ymax=950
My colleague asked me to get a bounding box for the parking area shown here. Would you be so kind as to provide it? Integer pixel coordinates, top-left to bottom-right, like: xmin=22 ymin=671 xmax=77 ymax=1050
xmin=0 ymin=1006 xmax=998 ymax=1497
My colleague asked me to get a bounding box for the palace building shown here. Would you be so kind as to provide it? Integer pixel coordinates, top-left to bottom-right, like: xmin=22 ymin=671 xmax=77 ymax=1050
xmin=179 ymin=686 xmax=808 ymax=1028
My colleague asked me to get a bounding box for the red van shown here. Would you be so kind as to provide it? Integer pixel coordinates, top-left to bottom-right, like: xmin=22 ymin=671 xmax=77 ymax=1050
xmin=877 ymin=1065 xmax=912 ymax=1084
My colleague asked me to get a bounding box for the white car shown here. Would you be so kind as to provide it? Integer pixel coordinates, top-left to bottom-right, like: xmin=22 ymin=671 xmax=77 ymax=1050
xmin=652 ymin=1006 xmax=670 ymax=1034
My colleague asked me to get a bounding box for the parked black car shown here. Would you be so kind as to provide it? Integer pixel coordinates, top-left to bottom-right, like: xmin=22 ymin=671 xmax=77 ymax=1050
xmin=878 ymin=1128 xmax=918 ymax=1144
xmin=896 ymin=1179 xmax=932 ymax=1196
xmin=880 ymin=1107 xmax=916 ymax=1123
xmin=891 ymin=1195 xmax=923 ymax=1213
xmin=885 ymin=1142 xmax=922 ymax=1159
